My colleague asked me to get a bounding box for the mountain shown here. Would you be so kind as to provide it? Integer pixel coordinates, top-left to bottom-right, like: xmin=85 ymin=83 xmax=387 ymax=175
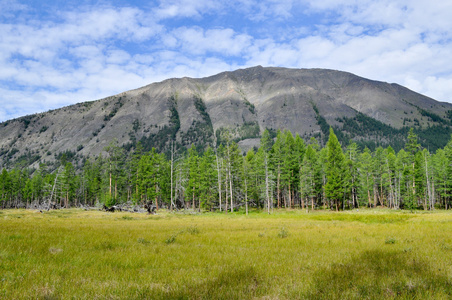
xmin=1 ymin=66 xmax=452 ymax=169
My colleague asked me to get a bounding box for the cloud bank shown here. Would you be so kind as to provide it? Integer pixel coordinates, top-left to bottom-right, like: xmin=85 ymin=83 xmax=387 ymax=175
xmin=1 ymin=0 xmax=452 ymax=121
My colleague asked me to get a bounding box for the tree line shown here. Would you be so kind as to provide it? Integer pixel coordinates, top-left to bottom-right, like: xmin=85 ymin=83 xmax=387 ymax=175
xmin=1 ymin=127 xmax=451 ymax=211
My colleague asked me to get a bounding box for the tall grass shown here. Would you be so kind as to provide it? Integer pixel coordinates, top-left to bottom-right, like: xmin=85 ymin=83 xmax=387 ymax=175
xmin=1 ymin=208 xmax=451 ymax=299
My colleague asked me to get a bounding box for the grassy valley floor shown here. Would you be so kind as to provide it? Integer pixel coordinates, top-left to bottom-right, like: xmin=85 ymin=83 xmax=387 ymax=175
xmin=1 ymin=208 xmax=452 ymax=299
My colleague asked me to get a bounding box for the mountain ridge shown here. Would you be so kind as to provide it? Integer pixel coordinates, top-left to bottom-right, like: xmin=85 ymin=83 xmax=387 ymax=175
xmin=1 ymin=66 xmax=452 ymax=169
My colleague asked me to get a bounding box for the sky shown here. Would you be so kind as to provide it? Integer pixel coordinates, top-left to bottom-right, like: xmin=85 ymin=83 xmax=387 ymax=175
xmin=1 ymin=0 xmax=452 ymax=122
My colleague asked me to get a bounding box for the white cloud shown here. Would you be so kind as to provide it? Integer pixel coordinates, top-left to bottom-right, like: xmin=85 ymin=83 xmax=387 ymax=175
xmin=0 ymin=0 xmax=27 ymax=17
xmin=106 ymin=50 xmax=131 ymax=65
xmin=1 ymin=0 xmax=452 ymax=122
xmin=246 ymin=0 xmax=294 ymax=21
xmin=422 ymin=76 xmax=452 ymax=103
xmin=170 ymin=27 xmax=253 ymax=56
xmin=154 ymin=0 xmax=222 ymax=19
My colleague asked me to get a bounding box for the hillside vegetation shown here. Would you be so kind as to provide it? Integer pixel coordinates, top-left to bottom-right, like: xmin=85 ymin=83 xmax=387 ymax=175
xmin=1 ymin=66 xmax=452 ymax=170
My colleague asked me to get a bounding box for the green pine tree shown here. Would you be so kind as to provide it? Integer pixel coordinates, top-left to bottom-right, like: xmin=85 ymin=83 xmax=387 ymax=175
xmin=325 ymin=128 xmax=345 ymax=211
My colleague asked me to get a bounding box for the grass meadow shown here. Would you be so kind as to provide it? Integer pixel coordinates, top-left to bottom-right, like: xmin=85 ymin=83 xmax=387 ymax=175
xmin=1 ymin=208 xmax=452 ymax=299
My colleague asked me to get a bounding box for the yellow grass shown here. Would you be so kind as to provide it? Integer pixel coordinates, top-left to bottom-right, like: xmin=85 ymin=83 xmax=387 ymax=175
xmin=1 ymin=208 xmax=452 ymax=299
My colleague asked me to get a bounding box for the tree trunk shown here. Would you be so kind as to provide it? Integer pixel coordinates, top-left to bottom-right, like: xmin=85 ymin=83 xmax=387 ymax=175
xmin=192 ymin=186 xmax=195 ymax=210
xmin=265 ymin=155 xmax=270 ymax=214
xmin=225 ymin=170 xmax=228 ymax=214
xmin=156 ymin=183 xmax=159 ymax=210
xmin=229 ymin=167 xmax=233 ymax=213
xmin=373 ymin=183 xmax=377 ymax=208
xmin=47 ymin=167 xmax=62 ymax=210
xmin=424 ymin=153 xmax=431 ymax=210
xmin=244 ymin=174 xmax=248 ymax=216
xmin=289 ymin=180 xmax=292 ymax=208
xmin=109 ymin=163 xmax=112 ymax=198
xmin=277 ymin=172 xmax=280 ymax=208
xmin=216 ymin=155 xmax=222 ymax=212
xmin=170 ymin=141 xmax=174 ymax=211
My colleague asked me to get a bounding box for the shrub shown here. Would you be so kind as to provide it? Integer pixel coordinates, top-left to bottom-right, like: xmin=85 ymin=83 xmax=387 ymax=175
xmin=278 ymin=227 xmax=289 ymax=238
xmin=165 ymin=235 xmax=177 ymax=244
xmin=385 ymin=237 xmax=396 ymax=244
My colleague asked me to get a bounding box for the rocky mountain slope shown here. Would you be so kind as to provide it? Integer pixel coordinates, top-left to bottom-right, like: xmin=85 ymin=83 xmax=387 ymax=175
xmin=1 ymin=66 xmax=452 ymax=169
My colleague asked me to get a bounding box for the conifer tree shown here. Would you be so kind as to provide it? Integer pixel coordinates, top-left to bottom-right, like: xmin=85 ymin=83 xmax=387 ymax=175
xmin=283 ymin=130 xmax=296 ymax=208
xmin=31 ymin=165 xmax=46 ymax=205
xmin=404 ymin=128 xmax=421 ymax=209
xmin=249 ymin=148 xmax=262 ymax=208
xmin=300 ymin=144 xmax=319 ymax=210
xmin=433 ymin=148 xmax=448 ymax=208
xmin=325 ymin=128 xmax=345 ymax=211
xmin=261 ymin=129 xmax=273 ymax=213
xmin=444 ymin=137 xmax=452 ymax=209
xmin=130 ymin=142 xmax=144 ymax=204
xmin=421 ymin=149 xmax=434 ymax=210
xmin=104 ymin=140 xmax=125 ymax=206
xmin=318 ymin=146 xmax=328 ymax=209
xmin=373 ymin=147 xmax=385 ymax=207
xmin=271 ymin=130 xmax=284 ymax=208
xmin=293 ymin=133 xmax=306 ymax=205
xmin=0 ymin=169 xmax=10 ymax=208
xmin=345 ymin=141 xmax=360 ymax=208
xmin=383 ymin=147 xmax=396 ymax=208
xmin=186 ymin=144 xmax=200 ymax=210
xmin=395 ymin=149 xmax=411 ymax=208
xmin=199 ymin=146 xmax=217 ymax=210
xmin=243 ymin=149 xmax=255 ymax=215
xmin=62 ymin=162 xmax=76 ymax=208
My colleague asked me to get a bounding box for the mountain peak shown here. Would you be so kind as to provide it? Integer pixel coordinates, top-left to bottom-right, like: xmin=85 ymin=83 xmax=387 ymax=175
xmin=1 ymin=67 xmax=451 ymax=169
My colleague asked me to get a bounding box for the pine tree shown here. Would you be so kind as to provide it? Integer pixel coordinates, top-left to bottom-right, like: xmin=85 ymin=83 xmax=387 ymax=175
xmin=186 ymin=144 xmax=200 ymax=210
xmin=31 ymin=165 xmax=46 ymax=205
xmin=282 ymin=130 xmax=296 ymax=208
xmin=444 ymin=137 xmax=452 ymax=209
xmin=82 ymin=157 xmax=102 ymax=206
xmin=433 ymin=148 xmax=448 ymax=208
xmin=396 ymin=149 xmax=411 ymax=209
xmin=243 ymin=149 xmax=255 ymax=215
xmin=261 ymin=129 xmax=273 ymax=213
xmin=104 ymin=140 xmax=125 ymax=206
xmin=421 ymin=149 xmax=434 ymax=210
xmin=382 ymin=147 xmax=396 ymax=208
xmin=199 ymin=146 xmax=217 ymax=210
xmin=318 ymin=146 xmax=328 ymax=209
xmin=271 ymin=130 xmax=284 ymax=208
xmin=293 ymin=133 xmax=306 ymax=206
xmin=300 ymin=144 xmax=320 ymax=210
xmin=130 ymin=142 xmax=144 ymax=205
xmin=0 ymin=169 xmax=10 ymax=208
xmin=373 ymin=147 xmax=385 ymax=207
xmin=404 ymin=128 xmax=421 ymax=209
xmin=345 ymin=141 xmax=360 ymax=208
xmin=325 ymin=128 xmax=345 ymax=211
xmin=249 ymin=148 xmax=262 ymax=208
xmin=62 ymin=162 xmax=76 ymax=208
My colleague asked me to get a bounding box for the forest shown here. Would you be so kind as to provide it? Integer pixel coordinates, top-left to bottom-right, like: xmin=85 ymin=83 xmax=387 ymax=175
xmin=0 ymin=126 xmax=450 ymax=212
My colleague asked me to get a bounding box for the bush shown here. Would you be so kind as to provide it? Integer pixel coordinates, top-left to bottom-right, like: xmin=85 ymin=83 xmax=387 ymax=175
xmin=278 ymin=227 xmax=289 ymax=238
xmin=385 ymin=237 xmax=396 ymax=244
xmin=165 ymin=235 xmax=177 ymax=244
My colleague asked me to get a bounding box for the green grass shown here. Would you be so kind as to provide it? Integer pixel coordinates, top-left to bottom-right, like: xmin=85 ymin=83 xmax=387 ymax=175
xmin=1 ymin=208 xmax=452 ymax=299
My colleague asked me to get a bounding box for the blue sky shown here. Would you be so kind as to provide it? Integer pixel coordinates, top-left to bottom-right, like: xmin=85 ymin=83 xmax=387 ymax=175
xmin=1 ymin=0 xmax=452 ymax=122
